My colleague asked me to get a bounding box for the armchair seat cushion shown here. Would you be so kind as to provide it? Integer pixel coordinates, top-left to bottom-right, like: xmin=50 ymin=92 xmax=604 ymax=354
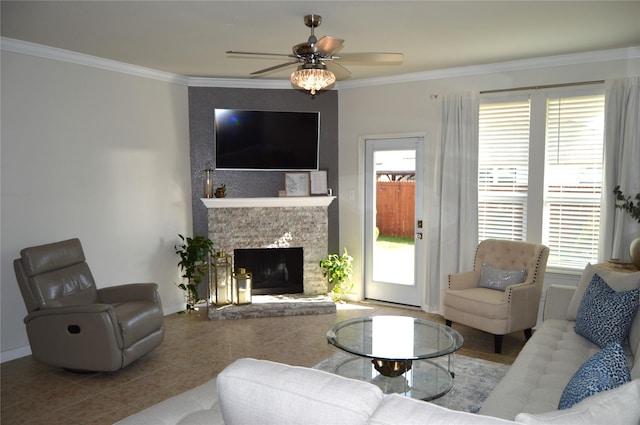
xmin=113 ymin=301 xmax=164 ymax=348
xmin=444 ymin=288 xmax=509 ymax=320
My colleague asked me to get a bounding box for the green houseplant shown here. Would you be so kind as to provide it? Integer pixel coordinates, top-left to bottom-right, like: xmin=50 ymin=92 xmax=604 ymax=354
xmin=614 ymin=185 xmax=640 ymax=223
xmin=319 ymin=248 xmax=354 ymax=302
xmin=613 ymin=185 xmax=640 ymax=269
xmin=175 ymin=234 xmax=215 ymax=312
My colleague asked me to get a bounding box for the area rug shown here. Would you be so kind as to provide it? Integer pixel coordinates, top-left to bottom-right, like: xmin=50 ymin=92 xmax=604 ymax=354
xmin=314 ymin=352 xmax=509 ymax=413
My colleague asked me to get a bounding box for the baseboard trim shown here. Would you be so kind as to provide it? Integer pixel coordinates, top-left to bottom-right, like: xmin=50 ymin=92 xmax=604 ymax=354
xmin=1 ymin=345 xmax=32 ymax=363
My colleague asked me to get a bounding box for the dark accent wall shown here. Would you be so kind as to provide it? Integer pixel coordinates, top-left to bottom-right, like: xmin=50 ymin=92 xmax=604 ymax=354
xmin=188 ymin=87 xmax=339 ymax=253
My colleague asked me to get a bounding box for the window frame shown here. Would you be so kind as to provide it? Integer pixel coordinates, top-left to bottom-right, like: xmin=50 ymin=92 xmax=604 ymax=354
xmin=479 ymin=84 xmax=605 ymax=272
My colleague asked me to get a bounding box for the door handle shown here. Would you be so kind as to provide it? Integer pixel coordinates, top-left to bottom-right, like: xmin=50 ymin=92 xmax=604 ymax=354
xmin=416 ymin=233 xmax=423 ymax=239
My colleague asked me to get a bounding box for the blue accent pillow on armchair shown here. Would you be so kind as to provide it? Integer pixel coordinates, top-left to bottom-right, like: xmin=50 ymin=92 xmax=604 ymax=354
xmin=558 ymin=343 xmax=631 ymax=409
xmin=574 ymin=273 xmax=639 ymax=348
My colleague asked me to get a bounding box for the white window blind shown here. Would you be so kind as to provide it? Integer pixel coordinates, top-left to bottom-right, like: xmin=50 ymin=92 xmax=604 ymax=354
xmin=478 ymin=100 xmax=531 ymax=241
xmin=543 ymin=94 xmax=605 ymax=269
xmin=479 ymin=87 xmax=605 ymax=271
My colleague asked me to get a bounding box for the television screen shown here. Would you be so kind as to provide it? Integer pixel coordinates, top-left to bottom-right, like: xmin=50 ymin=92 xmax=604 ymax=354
xmin=214 ymin=109 xmax=320 ymax=170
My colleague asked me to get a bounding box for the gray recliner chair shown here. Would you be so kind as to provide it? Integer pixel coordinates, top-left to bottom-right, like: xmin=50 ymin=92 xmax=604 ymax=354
xmin=14 ymin=238 xmax=165 ymax=372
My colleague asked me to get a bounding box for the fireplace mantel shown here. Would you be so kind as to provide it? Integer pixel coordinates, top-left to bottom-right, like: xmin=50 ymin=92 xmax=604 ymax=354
xmin=201 ymin=196 xmax=336 ymax=209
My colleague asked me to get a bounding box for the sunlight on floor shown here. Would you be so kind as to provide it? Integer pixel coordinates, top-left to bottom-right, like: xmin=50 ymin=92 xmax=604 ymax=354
xmin=336 ymin=302 xmax=375 ymax=311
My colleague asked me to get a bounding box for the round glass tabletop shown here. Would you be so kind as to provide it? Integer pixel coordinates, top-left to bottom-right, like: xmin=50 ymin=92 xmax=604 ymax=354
xmin=326 ymin=315 xmax=463 ymax=361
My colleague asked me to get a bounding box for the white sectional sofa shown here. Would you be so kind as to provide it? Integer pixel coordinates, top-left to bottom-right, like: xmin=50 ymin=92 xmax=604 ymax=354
xmin=116 ymin=264 xmax=640 ymax=425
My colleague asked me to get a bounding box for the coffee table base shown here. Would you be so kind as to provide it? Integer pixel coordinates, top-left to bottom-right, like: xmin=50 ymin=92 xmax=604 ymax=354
xmin=371 ymin=359 xmax=413 ymax=377
xmin=333 ymin=356 xmax=453 ymax=401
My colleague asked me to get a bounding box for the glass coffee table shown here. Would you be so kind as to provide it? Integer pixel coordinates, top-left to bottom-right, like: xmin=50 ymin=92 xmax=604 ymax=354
xmin=326 ymin=315 xmax=463 ymax=400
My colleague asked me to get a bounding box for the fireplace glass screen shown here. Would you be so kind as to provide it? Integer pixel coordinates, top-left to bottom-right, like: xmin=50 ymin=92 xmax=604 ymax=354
xmin=233 ymin=248 xmax=304 ymax=295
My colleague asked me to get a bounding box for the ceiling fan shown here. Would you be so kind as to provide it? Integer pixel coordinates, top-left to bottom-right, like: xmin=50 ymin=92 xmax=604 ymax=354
xmin=226 ymin=14 xmax=404 ymax=95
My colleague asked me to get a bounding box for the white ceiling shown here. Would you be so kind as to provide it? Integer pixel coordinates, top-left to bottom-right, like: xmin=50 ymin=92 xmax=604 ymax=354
xmin=2 ymin=1 xmax=640 ymax=82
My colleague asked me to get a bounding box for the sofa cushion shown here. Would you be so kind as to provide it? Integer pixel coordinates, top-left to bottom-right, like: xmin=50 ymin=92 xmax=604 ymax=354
xmin=480 ymin=319 xmax=601 ymax=420
xmin=567 ymin=263 xmax=640 ymax=321
xmin=478 ymin=262 xmax=526 ymax=291
xmin=573 ymin=274 xmax=639 ymax=348
xmin=368 ymin=394 xmax=517 ymax=425
xmin=630 ymin=309 xmax=640 ymax=379
xmin=113 ymin=378 xmax=223 ymax=425
xmin=558 ymin=343 xmax=631 ymax=409
xmin=217 ymin=358 xmax=383 ymax=425
xmin=516 ymin=379 xmax=640 ymax=424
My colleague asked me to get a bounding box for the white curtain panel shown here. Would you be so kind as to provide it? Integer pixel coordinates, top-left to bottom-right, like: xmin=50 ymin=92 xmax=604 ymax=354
xmin=423 ymin=92 xmax=479 ymax=313
xmin=600 ymin=77 xmax=640 ymax=261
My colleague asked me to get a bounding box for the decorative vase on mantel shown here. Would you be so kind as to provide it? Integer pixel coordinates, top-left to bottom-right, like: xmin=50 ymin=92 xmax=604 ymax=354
xmin=631 ymin=236 xmax=640 ymax=269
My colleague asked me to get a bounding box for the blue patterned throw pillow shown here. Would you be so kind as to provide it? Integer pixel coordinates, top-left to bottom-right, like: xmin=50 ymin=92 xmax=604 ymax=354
xmin=558 ymin=343 xmax=631 ymax=409
xmin=574 ymin=273 xmax=639 ymax=348
xmin=478 ymin=262 xmax=527 ymax=291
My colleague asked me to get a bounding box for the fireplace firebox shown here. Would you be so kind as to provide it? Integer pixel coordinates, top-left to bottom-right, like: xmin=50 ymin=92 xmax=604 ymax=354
xmin=233 ymin=248 xmax=304 ymax=295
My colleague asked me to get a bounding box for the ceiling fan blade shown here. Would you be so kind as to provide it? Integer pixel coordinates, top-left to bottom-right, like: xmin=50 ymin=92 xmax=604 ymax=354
xmin=333 ymin=52 xmax=404 ymax=64
xmin=250 ymin=61 xmax=301 ymax=75
xmin=226 ymin=50 xmax=295 ymax=59
xmin=315 ymin=36 xmax=344 ymax=57
xmin=326 ymin=61 xmax=351 ymax=80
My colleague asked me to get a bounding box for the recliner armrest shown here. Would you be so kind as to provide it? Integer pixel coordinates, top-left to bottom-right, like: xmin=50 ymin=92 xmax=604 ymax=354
xmin=24 ymin=303 xmax=115 ymax=323
xmin=448 ymin=271 xmax=480 ymax=290
xmin=98 ymin=283 xmax=161 ymax=304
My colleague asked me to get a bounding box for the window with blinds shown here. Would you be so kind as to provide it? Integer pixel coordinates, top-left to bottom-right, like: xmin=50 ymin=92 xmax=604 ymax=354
xmin=478 ymin=100 xmax=531 ymax=241
xmin=478 ymin=88 xmax=605 ymax=270
xmin=543 ymin=95 xmax=605 ymax=268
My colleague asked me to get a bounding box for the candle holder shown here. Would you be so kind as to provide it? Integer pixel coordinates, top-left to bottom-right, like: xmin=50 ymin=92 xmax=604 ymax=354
xmin=203 ymin=168 xmax=214 ymax=198
xmin=233 ymin=268 xmax=252 ymax=305
xmin=211 ymin=251 xmax=232 ymax=305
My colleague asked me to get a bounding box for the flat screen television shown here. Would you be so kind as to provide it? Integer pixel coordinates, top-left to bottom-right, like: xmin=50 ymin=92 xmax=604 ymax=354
xmin=214 ymin=109 xmax=320 ymax=171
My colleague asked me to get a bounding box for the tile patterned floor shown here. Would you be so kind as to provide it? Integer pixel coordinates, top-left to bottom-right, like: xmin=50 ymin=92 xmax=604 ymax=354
xmin=0 ymin=302 xmax=526 ymax=425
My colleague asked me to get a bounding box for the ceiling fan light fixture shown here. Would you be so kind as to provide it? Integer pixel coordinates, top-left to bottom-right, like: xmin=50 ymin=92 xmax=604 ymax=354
xmin=290 ymin=63 xmax=336 ymax=95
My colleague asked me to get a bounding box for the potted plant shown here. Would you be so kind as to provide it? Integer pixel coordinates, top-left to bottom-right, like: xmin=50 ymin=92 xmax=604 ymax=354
xmin=613 ymin=185 xmax=640 ymax=268
xmin=175 ymin=234 xmax=215 ymax=312
xmin=319 ymin=248 xmax=354 ymax=302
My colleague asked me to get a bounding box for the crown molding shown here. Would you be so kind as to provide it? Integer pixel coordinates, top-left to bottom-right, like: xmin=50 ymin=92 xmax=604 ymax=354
xmin=1 ymin=37 xmax=190 ymax=85
xmin=3 ymin=37 xmax=638 ymax=90
xmin=336 ymin=46 xmax=640 ymax=90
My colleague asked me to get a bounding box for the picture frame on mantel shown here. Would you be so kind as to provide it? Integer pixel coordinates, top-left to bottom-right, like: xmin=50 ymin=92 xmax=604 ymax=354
xmin=310 ymin=170 xmax=328 ymax=195
xmin=285 ymin=172 xmax=310 ymax=197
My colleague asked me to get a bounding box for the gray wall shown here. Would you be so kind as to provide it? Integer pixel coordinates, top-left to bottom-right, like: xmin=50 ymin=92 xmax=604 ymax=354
xmin=188 ymin=87 xmax=339 ymax=253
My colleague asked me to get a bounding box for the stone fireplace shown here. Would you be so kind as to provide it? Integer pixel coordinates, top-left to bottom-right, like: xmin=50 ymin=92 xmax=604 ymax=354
xmin=202 ymin=196 xmax=336 ymax=296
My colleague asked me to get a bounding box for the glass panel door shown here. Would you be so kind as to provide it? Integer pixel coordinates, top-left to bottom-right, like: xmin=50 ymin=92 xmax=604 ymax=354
xmin=364 ymin=137 xmax=424 ymax=306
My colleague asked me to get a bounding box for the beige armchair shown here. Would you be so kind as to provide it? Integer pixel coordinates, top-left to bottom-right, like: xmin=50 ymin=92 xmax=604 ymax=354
xmin=14 ymin=238 xmax=165 ymax=372
xmin=443 ymin=239 xmax=549 ymax=353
